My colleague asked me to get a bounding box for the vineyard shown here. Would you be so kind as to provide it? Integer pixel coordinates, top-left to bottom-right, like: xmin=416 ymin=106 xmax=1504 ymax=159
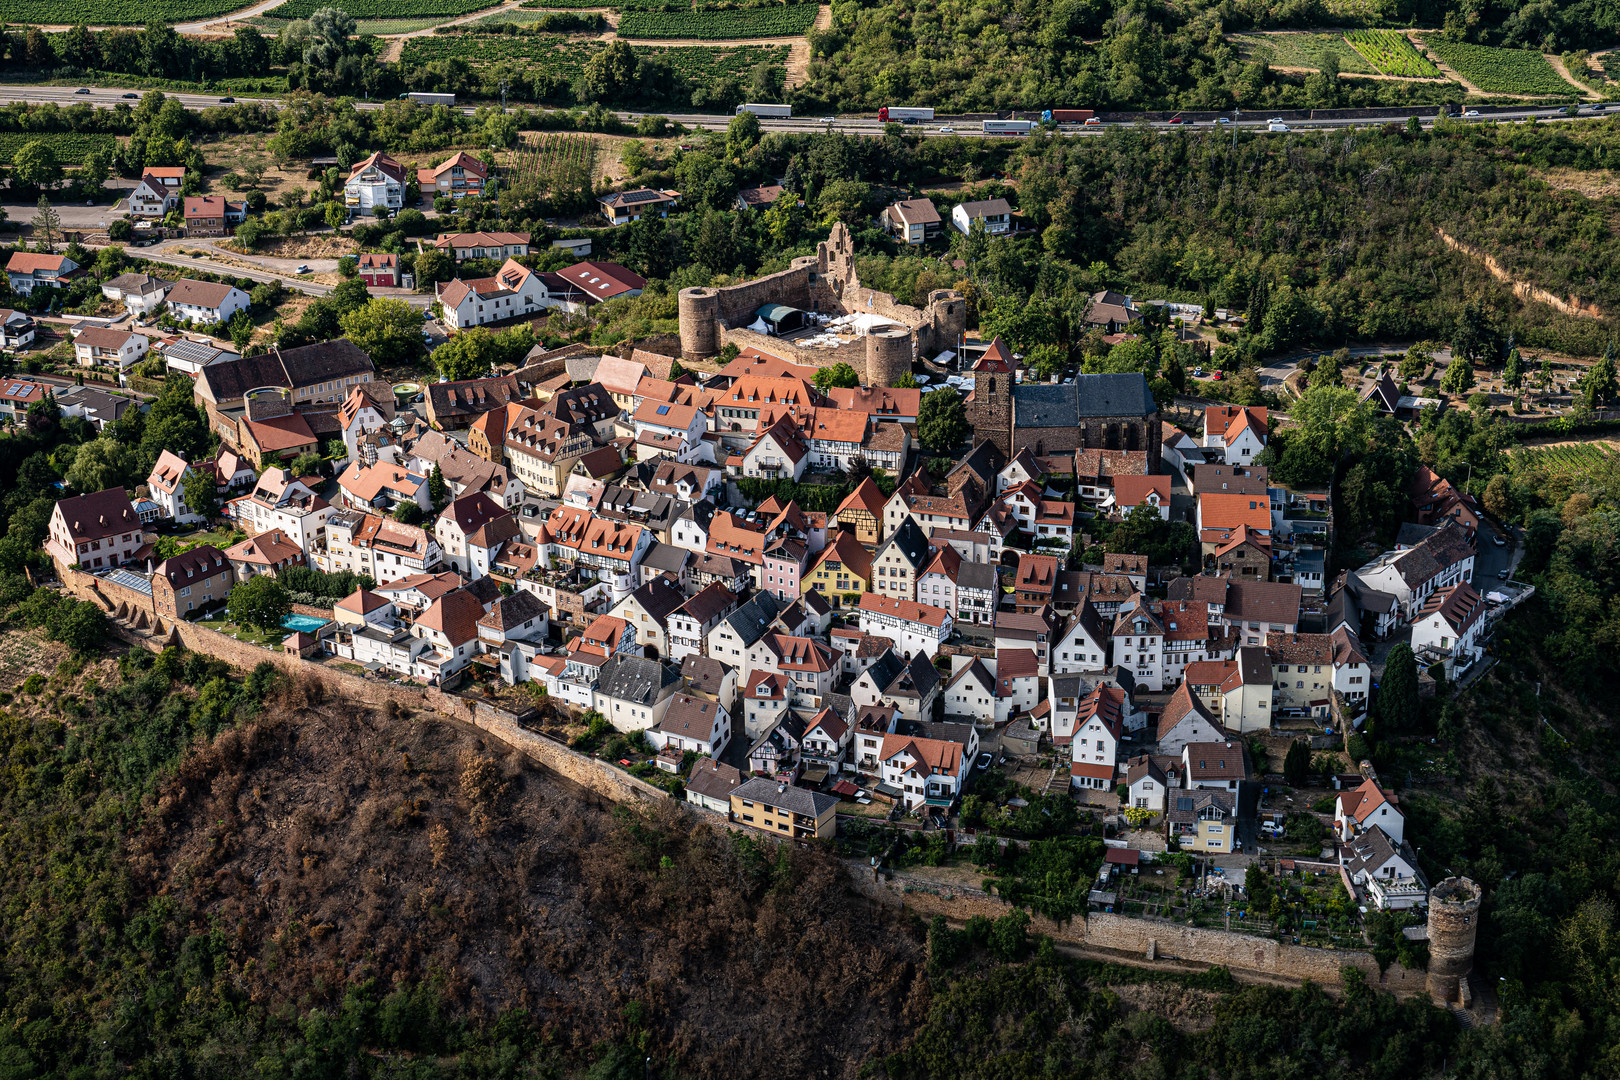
xmin=1420 ymin=36 xmax=1575 ymax=95
xmin=401 ymin=34 xmax=787 ymax=87
xmin=1228 ymin=33 xmax=1373 ymax=75
xmin=264 ymin=0 xmax=494 ymax=18
xmin=1508 ymin=441 xmax=1620 ymax=488
xmin=0 ymin=132 xmax=115 ymax=165
xmin=617 ymin=4 xmax=820 ymax=39
xmin=1343 ymin=30 xmax=1442 ymax=78
xmin=505 ymin=132 xmax=596 ymax=200
xmin=0 ymin=0 xmax=241 ymax=20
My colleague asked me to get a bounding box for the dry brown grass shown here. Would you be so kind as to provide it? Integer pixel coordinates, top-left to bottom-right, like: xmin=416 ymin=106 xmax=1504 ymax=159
xmin=1538 ymin=167 xmax=1620 ymax=199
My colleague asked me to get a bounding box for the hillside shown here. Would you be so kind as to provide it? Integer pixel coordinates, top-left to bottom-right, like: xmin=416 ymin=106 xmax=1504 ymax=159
xmin=0 ymin=638 xmax=926 ymax=1077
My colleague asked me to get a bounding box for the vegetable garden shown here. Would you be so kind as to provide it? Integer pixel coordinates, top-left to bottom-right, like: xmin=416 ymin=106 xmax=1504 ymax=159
xmin=0 ymin=0 xmax=241 ymax=21
xmin=617 ymin=4 xmax=819 ymax=39
xmin=1343 ymin=30 xmax=1441 ymax=78
xmin=505 ymin=132 xmax=596 ymax=201
xmin=0 ymin=132 xmax=115 ymax=165
xmin=1420 ymin=36 xmax=1575 ymax=95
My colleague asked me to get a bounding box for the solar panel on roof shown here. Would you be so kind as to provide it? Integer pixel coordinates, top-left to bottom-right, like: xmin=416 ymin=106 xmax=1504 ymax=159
xmin=656 ymin=404 xmax=670 ymax=415
xmin=619 ymin=190 xmax=663 ymax=204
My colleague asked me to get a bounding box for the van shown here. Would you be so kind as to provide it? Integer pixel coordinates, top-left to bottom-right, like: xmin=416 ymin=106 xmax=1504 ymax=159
xmin=1268 ymin=121 xmax=1289 ymax=132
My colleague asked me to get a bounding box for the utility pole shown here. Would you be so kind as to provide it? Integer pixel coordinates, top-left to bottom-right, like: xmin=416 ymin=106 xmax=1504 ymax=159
xmin=500 ymin=80 xmax=508 ymax=111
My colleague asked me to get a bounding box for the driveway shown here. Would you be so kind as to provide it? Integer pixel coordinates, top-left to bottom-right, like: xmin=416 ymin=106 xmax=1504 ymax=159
xmin=5 ymin=201 xmax=123 ymax=230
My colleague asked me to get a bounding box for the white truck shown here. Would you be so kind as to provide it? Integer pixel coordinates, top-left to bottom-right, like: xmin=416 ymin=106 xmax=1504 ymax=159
xmin=736 ymin=103 xmax=792 ymax=118
xmin=880 ymin=106 xmax=934 ymax=123
xmin=983 ymin=119 xmax=1036 ymax=135
xmin=402 ymin=92 xmax=456 ymax=106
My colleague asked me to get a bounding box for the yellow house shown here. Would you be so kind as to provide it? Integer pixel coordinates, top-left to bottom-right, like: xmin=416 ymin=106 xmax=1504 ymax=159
xmin=1170 ymin=790 xmax=1235 ymax=854
xmin=802 ymin=531 xmax=872 ymax=604
xmin=730 ymin=777 xmax=839 ymax=839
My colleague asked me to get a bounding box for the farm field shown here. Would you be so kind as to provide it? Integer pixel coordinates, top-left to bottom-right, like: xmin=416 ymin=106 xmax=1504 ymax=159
xmin=1508 ymin=440 xmax=1620 ymax=498
xmin=264 ymin=0 xmax=495 ymax=18
xmin=616 ymin=4 xmax=819 ymax=39
xmin=248 ymin=15 xmax=447 ymax=33
xmin=0 ymin=132 xmax=115 ymax=164
xmin=1228 ymin=32 xmax=1374 ymax=74
xmin=1419 ymin=35 xmax=1574 ymax=94
xmin=1343 ymin=29 xmax=1442 ymax=77
xmin=400 ymin=34 xmax=787 ymax=87
xmin=0 ymin=0 xmax=242 ymax=20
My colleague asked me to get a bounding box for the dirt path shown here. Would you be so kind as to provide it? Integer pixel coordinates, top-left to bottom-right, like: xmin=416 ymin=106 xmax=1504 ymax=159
xmin=1436 ymin=226 xmax=1605 ymax=318
xmin=1546 ymin=53 xmax=1601 ymax=99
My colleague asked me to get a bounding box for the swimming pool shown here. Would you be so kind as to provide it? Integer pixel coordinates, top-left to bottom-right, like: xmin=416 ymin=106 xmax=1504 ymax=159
xmin=281 ymin=613 xmax=330 ymax=634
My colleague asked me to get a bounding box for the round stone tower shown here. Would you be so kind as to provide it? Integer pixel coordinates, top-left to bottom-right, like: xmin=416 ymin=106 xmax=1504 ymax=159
xmin=1426 ymin=876 xmax=1482 ymax=1005
xmin=678 ymin=286 xmax=720 ymax=360
xmin=865 ymin=324 xmax=913 ymax=388
xmin=928 ymin=288 xmax=967 ymax=352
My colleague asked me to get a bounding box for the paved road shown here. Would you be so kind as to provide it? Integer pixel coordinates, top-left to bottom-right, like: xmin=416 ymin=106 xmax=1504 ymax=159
xmin=0 ymin=83 xmax=1597 ymax=139
xmin=84 ymin=240 xmax=434 ymax=308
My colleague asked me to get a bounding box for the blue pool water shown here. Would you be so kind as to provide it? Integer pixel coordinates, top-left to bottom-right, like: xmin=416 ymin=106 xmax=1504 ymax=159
xmin=281 ymin=614 xmax=330 ymax=633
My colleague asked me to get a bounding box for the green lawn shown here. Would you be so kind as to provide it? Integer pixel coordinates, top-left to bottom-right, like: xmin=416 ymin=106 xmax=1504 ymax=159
xmin=195 ymin=614 xmax=286 ymax=648
xmin=176 ymin=526 xmax=246 ymax=553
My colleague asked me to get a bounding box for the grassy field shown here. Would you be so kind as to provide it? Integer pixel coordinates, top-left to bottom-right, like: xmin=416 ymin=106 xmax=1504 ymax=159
xmin=1228 ymin=32 xmax=1374 ymax=74
xmin=1343 ymin=29 xmax=1442 ymax=77
xmin=1420 ymin=35 xmax=1575 ymax=94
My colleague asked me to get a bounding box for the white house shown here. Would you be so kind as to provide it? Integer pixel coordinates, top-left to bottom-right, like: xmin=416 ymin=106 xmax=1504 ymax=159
xmin=1352 ymin=524 xmax=1475 ymax=620
xmin=475 ymin=590 xmax=550 ymax=684
xmin=1068 ymin=685 xmax=1126 ymax=790
xmin=1124 ymin=755 xmax=1169 ymax=812
xmin=344 ymin=151 xmax=407 ymax=216
xmin=666 ymin=582 xmax=738 ymax=662
xmin=0 ymin=309 xmax=35 ymax=349
xmin=340 ymin=385 xmax=393 ymax=462
xmin=1203 ymin=406 xmax=1268 ymax=465
xmin=145 ymin=450 xmax=203 ymax=526
xmin=1342 ymin=826 xmax=1425 ymax=911
xmin=232 ymin=469 xmax=333 ymax=553
xmin=73 ymin=328 xmax=149 ymax=376
xmin=1335 ymin=777 xmax=1405 ymax=844
xmin=632 ymin=399 xmax=708 ymax=463
xmin=166 ymin=279 xmax=250 ymax=326
xmin=1409 ymin=582 xmax=1486 ymax=678
xmin=855 ymin=593 xmax=952 ymax=659
xmin=739 ymin=416 xmax=808 ymax=481
xmin=704 ymin=592 xmax=782 ymax=679
xmin=410 ymin=589 xmax=485 ymax=684
xmin=435 ymin=493 xmax=518 ymax=579
xmin=944 ymin=658 xmax=996 ymax=724
xmin=127 ymin=167 xmax=185 ymax=217
xmin=950 ymin=198 xmax=1013 ymax=237
xmin=800 ymin=706 xmax=851 ymax=769
xmin=6 ymin=252 xmax=77 ymax=294
xmin=647 ymin=692 xmax=731 ymax=759
xmin=337 ymin=460 xmax=432 ymax=515
xmin=100 ymin=272 xmax=171 ymax=315
xmin=879 ymin=733 xmax=966 ymax=810
xmin=1154 ymin=682 xmax=1229 ymax=756
xmin=1053 ymin=603 xmax=1110 ymax=674
xmin=436 ymin=259 xmax=553 ymax=331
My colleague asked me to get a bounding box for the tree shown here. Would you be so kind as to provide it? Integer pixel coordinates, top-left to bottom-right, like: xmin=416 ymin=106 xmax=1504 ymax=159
xmin=325 ymin=202 xmax=347 ymax=231
xmin=30 ymin=196 xmax=62 ymax=253
xmin=812 ymin=362 xmax=860 ymax=391
xmin=80 ymin=144 xmax=113 ymax=194
xmin=916 ymin=387 xmax=969 ymax=454
xmin=428 ymin=463 xmax=449 ymax=507
xmin=183 ymin=467 xmax=221 ymax=520
xmin=726 ymin=108 xmax=761 ymax=159
xmin=64 ymin=437 xmax=136 ymax=494
xmin=393 ymin=501 xmax=425 ymax=525
xmin=13 ymin=142 xmax=63 ymax=192
xmin=108 ymin=218 xmax=134 ymax=242
xmin=46 ymin=598 xmax=106 ymax=654
xmin=580 ymin=39 xmax=638 ymax=102
xmin=1483 ymin=472 xmax=1515 ymax=520
xmin=1283 ymin=739 xmax=1312 ymax=787
xmin=1582 ymin=343 xmax=1618 ymax=409
xmin=1503 ymin=346 xmax=1523 ymax=390
xmin=290 ymin=451 xmax=323 ymax=479
xmin=340 ymin=297 xmax=427 ymax=368
xmin=227 ymin=574 xmax=291 ymax=632
xmin=429 ymin=327 xmax=495 ymax=381
xmin=1376 ymin=642 xmax=1420 ymax=736
xmin=893 ymin=372 xmax=920 ymax=389
xmin=1440 ymin=356 xmax=1474 ymax=396
xmin=413 ymin=248 xmax=452 ymax=289
xmin=337 ymin=255 xmax=358 ymax=278
xmin=1451 ymin=301 xmax=1500 ymax=365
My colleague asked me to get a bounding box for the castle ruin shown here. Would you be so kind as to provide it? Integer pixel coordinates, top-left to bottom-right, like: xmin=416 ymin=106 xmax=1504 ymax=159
xmin=677 ymin=223 xmax=965 ymax=386
xmin=1426 ymin=876 xmax=1482 ymax=1007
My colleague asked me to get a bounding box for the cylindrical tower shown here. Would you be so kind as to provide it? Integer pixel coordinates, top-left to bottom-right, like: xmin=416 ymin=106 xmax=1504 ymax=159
xmin=1426 ymin=876 xmax=1482 ymax=1005
xmin=678 ymin=287 xmax=720 ymax=360
xmin=929 ymin=288 xmax=967 ymax=352
xmin=865 ymin=325 xmax=913 ymax=388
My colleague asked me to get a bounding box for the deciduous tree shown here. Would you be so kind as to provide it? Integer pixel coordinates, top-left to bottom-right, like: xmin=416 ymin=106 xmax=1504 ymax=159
xmin=227 ymin=574 xmax=291 ymax=632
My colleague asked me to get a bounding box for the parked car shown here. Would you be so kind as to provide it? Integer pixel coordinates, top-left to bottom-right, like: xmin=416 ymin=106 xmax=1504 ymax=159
xmin=1211 ymin=370 xmax=1224 ymax=380
xmin=1493 ymin=534 xmax=1507 ymax=546
xmin=295 ymin=264 xmax=311 ymax=274
xmin=1498 ymin=568 xmax=1510 ymax=579
xmin=975 ymin=752 xmax=992 ymax=772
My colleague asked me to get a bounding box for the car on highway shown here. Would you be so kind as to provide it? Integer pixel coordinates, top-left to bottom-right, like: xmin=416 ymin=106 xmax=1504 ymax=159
xmin=295 ymin=264 xmax=311 ymax=274
xmin=821 ymin=115 xmax=836 ymax=123
xmin=1463 ymin=109 xmax=1480 ymax=117
xmin=1169 ymin=114 xmax=1185 ymax=124
xmin=121 ymin=92 xmax=138 ymax=99
xmin=1083 ymin=116 xmax=1102 ymax=125
xmin=938 ymin=125 xmax=955 ymax=133
xmin=1214 ymin=116 xmax=1231 ymax=124
xmin=1267 ymin=117 xmax=1284 ymax=124
xmin=1268 ymin=121 xmax=1290 ymax=131
xmin=219 ymin=96 xmax=235 ymax=103
xmin=74 ymin=88 xmax=90 ymax=95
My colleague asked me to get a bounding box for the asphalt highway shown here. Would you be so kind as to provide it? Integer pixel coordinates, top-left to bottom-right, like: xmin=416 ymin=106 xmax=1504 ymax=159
xmin=0 ymin=83 xmax=1594 ymax=138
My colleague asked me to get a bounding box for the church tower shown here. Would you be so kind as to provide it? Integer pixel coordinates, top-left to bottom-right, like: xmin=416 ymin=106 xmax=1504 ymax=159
xmin=964 ymin=336 xmax=1015 ymax=456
